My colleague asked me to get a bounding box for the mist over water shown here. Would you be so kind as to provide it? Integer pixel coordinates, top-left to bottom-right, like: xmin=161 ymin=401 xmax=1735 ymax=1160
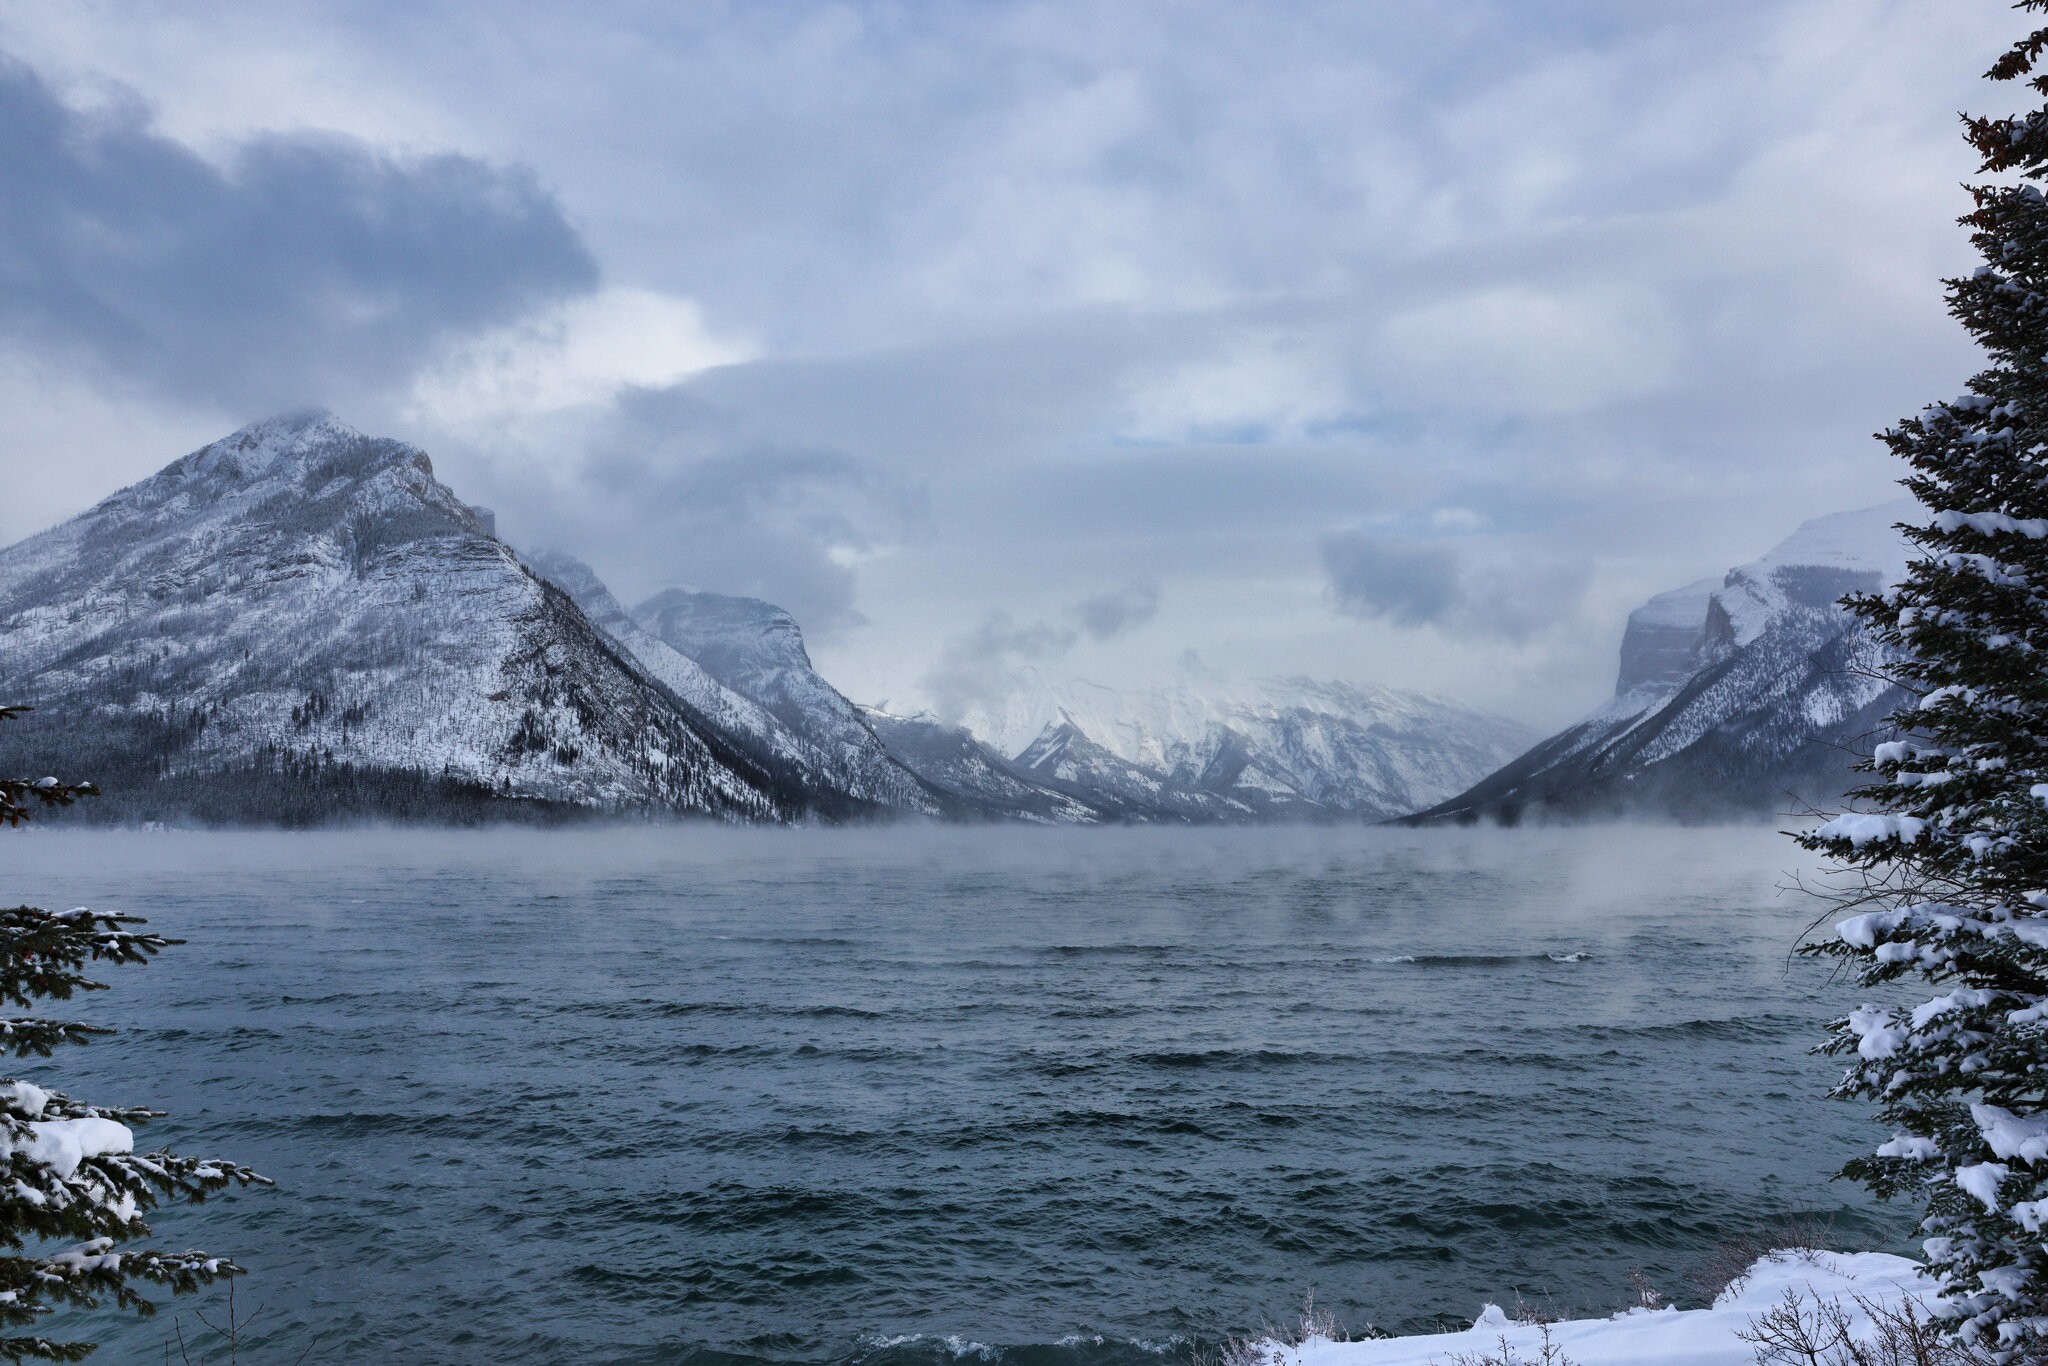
xmin=6 ymin=825 xmax=1906 ymax=1363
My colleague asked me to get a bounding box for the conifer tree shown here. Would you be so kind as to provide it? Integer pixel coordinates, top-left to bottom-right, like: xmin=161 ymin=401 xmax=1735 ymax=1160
xmin=1800 ymin=4 xmax=2048 ymax=1355
xmin=0 ymin=705 xmax=266 ymax=1361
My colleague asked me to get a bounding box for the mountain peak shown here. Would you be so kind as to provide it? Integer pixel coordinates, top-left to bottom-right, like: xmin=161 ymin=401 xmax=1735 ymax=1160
xmin=637 ymin=587 xmax=795 ymax=628
xmin=1740 ymin=499 xmax=1917 ymax=581
xmin=24 ymin=412 xmax=464 ymax=550
xmin=230 ymin=407 xmax=349 ymax=440
xmin=623 ymin=584 xmax=945 ymax=816
xmin=186 ymin=409 xmax=362 ymax=475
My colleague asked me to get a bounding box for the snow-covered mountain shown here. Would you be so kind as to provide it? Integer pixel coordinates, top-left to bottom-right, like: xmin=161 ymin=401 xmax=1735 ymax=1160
xmin=1007 ymin=714 xmax=1258 ymax=821
xmin=952 ymin=670 xmax=1535 ymax=822
xmin=0 ymin=413 xmax=797 ymax=823
xmin=1417 ymin=501 xmax=1917 ymax=823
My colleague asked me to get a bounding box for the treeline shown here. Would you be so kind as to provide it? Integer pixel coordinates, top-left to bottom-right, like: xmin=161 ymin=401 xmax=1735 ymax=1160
xmin=0 ymin=708 xmax=597 ymax=827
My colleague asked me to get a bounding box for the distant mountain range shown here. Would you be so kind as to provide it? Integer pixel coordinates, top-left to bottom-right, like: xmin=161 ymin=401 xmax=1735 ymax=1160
xmin=522 ymin=577 xmax=1536 ymax=823
xmin=0 ymin=412 xmax=1919 ymax=826
xmin=1413 ymin=502 xmax=1915 ymax=823
xmin=931 ymin=670 xmax=1537 ymax=822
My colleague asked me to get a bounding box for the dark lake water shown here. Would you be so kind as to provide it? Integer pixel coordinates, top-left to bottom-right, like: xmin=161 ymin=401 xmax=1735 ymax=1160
xmin=1 ymin=825 xmax=1907 ymax=1363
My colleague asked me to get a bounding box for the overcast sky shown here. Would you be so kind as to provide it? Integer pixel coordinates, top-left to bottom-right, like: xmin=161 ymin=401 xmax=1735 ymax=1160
xmin=0 ymin=0 xmax=2012 ymax=730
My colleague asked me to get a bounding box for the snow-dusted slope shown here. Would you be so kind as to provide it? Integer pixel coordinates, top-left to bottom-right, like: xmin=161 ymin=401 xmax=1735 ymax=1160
xmin=1008 ymin=716 xmax=1256 ymax=822
xmin=522 ymin=550 xmax=793 ymax=757
xmin=0 ymin=413 xmax=793 ymax=822
xmin=632 ymin=590 xmax=945 ymax=817
xmin=1419 ymin=500 xmax=1917 ymax=823
xmin=1707 ymin=503 xmax=1914 ymax=651
xmin=957 ymin=669 xmax=1534 ymax=821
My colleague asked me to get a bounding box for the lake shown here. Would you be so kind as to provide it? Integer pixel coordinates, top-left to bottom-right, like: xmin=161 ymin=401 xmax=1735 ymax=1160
xmin=2 ymin=824 xmax=1907 ymax=1363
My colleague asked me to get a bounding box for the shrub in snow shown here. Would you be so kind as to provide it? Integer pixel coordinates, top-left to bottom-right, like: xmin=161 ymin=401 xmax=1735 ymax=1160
xmin=0 ymin=705 xmax=266 ymax=1361
xmin=1796 ymin=5 xmax=2048 ymax=1357
xmin=1442 ymin=1324 xmax=1575 ymax=1366
xmin=1739 ymin=1288 xmax=1997 ymax=1366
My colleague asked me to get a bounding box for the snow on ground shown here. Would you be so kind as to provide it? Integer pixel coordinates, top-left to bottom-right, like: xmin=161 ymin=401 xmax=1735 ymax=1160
xmin=1266 ymin=1252 xmax=1939 ymax=1366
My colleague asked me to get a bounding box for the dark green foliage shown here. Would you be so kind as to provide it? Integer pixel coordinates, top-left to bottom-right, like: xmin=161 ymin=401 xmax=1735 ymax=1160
xmin=0 ymin=710 xmax=95 ymax=829
xmin=1795 ymin=6 xmax=2048 ymax=1355
xmin=0 ymin=707 xmax=266 ymax=1360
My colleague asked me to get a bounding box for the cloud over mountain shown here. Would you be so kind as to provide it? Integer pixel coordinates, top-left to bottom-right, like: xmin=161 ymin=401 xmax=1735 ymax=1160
xmin=1321 ymin=531 xmax=1591 ymax=643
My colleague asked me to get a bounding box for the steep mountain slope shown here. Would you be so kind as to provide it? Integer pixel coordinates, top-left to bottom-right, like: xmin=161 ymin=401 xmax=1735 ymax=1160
xmin=632 ymin=590 xmax=946 ymax=817
xmin=0 ymin=413 xmax=794 ymax=823
xmin=1416 ymin=501 xmax=1916 ymax=823
xmin=857 ymin=707 xmax=1107 ymax=824
xmin=958 ymin=670 xmax=1534 ymax=821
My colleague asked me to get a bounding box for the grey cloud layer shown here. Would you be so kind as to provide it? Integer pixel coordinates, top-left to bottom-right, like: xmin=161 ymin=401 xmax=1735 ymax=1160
xmin=1073 ymin=581 xmax=1161 ymax=641
xmin=1321 ymin=531 xmax=1592 ymax=644
xmin=0 ymin=57 xmax=595 ymax=411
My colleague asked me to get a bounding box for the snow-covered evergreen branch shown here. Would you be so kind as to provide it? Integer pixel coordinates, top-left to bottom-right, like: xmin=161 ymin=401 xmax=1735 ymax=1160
xmin=0 ymin=712 xmax=265 ymax=1361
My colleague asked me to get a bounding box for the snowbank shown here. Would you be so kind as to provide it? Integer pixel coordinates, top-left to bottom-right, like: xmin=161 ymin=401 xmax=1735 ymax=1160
xmin=1267 ymin=1252 xmax=1938 ymax=1366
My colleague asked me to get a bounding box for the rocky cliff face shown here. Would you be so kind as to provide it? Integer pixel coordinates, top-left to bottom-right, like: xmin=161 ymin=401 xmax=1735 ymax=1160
xmin=1416 ymin=501 xmax=1917 ymax=824
xmin=0 ymin=413 xmax=794 ymax=823
xmin=1614 ymin=579 xmax=1717 ymax=696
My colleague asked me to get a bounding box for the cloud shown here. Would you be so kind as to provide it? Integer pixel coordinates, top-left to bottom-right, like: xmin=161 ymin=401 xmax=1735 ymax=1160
xmin=1321 ymin=531 xmax=1590 ymax=643
xmin=508 ymin=385 xmax=929 ymax=638
xmin=408 ymin=288 xmax=753 ymax=425
xmin=0 ymin=0 xmax=2017 ymax=729
xmin=1072 ymin=579 xmax=1161 ymax=640
xmin=1120 ymin=331 xmax=1355 ymax=445
xmin=1320 ymin=536 xmax=1462 ymax=628
xmin=919 ymin=580 xmax=1163 ymax=718
xmin=923 ymin=611 xmax=1079 ymax=722
xmin=1365 ymin=286 xmax=1678 ymax=419
xmin=0 ymin=55 xmax=596 ymax=411
xmin=595 ymin=447 xmax=922 ymax=639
